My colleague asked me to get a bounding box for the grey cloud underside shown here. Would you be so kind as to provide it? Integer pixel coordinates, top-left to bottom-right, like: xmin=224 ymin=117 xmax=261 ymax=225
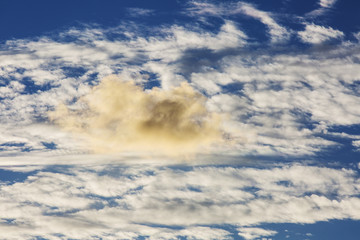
xmin=0 ymin=164 xmax=359 ymax=239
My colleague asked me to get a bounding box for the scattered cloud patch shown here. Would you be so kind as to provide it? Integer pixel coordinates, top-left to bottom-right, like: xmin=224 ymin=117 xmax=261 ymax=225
xmin=306 ymin=0 xmax=337 ymax=17
xmin=238 ymin=227 xmax=277 ymax=240
xmin=354 ymin=32 xmax=360 ymax=42
xmin=186 ymin=1 xmax=289 ymax=42
xmin=352 ymin=140 xmax=360 ymax=150
xmin=319 ymin=0 xmax=337 ymax=8
xmin=0 ymin=2 xmax=360 ymax=239
xmin=126 ymin=8 xmax=154 ymax=17
xmin=236 ymin=2 xmax=290 ymax=43
xmin=298 ymin=24 xmax=344 ymax=44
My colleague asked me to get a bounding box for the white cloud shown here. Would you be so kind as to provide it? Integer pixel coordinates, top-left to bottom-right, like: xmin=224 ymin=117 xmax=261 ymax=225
xmin=352 ymin=140 xmax=360 ymax=148
xmin=319 ymin=0 xmax=337 ymax=8
xmin=298 ymin=24 xmax=344 ymax=44
xmin=202 ymin=46 xmax=360 ymax=155
xmin=238 ymin=227 xmax=277 ymax=240
xmin=0 ymin=164 xmax=359 ymax=239
xmin=0 ymin=19 xmax=359 ymax=158
xmin=306 ymin=0 xmax=337 ymax=17
xmin=187 ymin=1 xmax=289 ymax=42
xmin=236 ymin=2 xmax=289 ymax=42
xmin=0 ymin=5 xmax=359 ymax=240
xmin=0 ymin=81 xmax=24 ymax=99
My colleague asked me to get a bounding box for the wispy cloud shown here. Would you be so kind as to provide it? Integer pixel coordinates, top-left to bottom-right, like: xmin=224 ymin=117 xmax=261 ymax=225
xmin=306 ymin=0 xmax=338 ymax=17
xmin=298 ymin=23 xmax=344 ymax=44
xmin=126 ymin=8 xmax=154 ymax=18
xmin=319 ymin=0 xmax=337 ymax=8
xmin=354 ymin=31 xmax=360 ymax=42
xmin=186 ymin=1 xmax=290 ymax=42
xmin=235 ymin=2 xmax=290 ymax=43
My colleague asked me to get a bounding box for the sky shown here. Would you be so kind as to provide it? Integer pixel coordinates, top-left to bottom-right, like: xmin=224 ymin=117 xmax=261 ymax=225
xmin=1 ymin=0 xmax=360 ymax=239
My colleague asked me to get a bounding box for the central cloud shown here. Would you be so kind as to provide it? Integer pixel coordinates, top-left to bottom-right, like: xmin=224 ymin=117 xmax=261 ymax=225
xmin=49 ymin=75 xmax=222 ymax=155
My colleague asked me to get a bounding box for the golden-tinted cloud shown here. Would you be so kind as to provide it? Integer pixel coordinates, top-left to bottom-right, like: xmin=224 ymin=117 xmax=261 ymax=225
xmin=49 ymin=75 xmax=222 ymax=155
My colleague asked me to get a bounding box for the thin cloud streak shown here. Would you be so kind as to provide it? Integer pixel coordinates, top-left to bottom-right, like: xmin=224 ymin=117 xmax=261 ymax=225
xmin=298 ymin=23 xmax=344 ymax=44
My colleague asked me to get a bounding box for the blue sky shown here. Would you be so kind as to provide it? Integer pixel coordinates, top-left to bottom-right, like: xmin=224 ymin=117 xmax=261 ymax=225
xmin=1 ymin=0 xmax=360 ymax=239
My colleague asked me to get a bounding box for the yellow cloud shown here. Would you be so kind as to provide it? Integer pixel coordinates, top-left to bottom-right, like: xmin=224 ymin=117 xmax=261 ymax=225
xmin=49 ymin=75 xmax=222 ymax=155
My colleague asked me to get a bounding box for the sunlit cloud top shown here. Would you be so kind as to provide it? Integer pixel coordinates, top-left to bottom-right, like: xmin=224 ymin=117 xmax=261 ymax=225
xmin=49 ymin=75 xmax=222 ymax=156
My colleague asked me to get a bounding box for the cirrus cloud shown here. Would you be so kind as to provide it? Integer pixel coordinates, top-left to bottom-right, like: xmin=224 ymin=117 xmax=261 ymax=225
xmin=298 ymin=24 xmax=344 ymax=44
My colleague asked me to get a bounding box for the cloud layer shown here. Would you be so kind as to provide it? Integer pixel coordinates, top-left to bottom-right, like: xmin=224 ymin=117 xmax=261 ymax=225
xmin=0 ymin=1 xmax=359 ymax=159
xmin=1 ymin=17 xmax=360 ymax=157
xmin=0 ymin=1 xmax=360 ymax=239
xmin=0 ymin=164 xmax=359 ymax=239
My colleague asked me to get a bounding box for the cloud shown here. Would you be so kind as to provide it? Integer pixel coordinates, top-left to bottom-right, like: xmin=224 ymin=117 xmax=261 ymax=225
xmin=236 ymin=2 xmax=289 ymax=43
xmin=0 ymin=17 xmax=360 ymax=157
xmin=319 ymin=0 xmax=337 ymax=8
xmin=306 ymin=0 xmax=337 ymax=17
xmin=354 ymin=32 xmax=360 ymax=42
xmin=186 ymin=1 xmax=289 ymax=42
xmin=237 ymin=227 xmax=277 ymax=240
xmin=0 ymin=164 xmax=359 ymax=239
xmin=1 ymin=4 xmax=360 ymax=239
xmin=126 ymin=8 xmax=154 ymax=17
xmin=352 ymin=140 xmax=360 ymax=149
xmin=298 ymin=24 xmax=344 ymax=44
xmin=49 ymin=75 xmax=222 ymax=155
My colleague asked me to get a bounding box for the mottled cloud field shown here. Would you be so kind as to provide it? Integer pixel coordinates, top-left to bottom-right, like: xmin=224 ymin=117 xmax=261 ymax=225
xmin=2 ymin=25 xmax=360 ymax=157
xmin=0 ymin=164 xmax=359 ymax=239
xmin=1 ymin=0 xmax=360 ymax=239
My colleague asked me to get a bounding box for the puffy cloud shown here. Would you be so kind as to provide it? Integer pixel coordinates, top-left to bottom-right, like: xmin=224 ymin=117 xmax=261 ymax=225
xmin=298 ymin=24 xmax=344 ymax=44
xmin=49 ymin=75 xmax=222 ymax=155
